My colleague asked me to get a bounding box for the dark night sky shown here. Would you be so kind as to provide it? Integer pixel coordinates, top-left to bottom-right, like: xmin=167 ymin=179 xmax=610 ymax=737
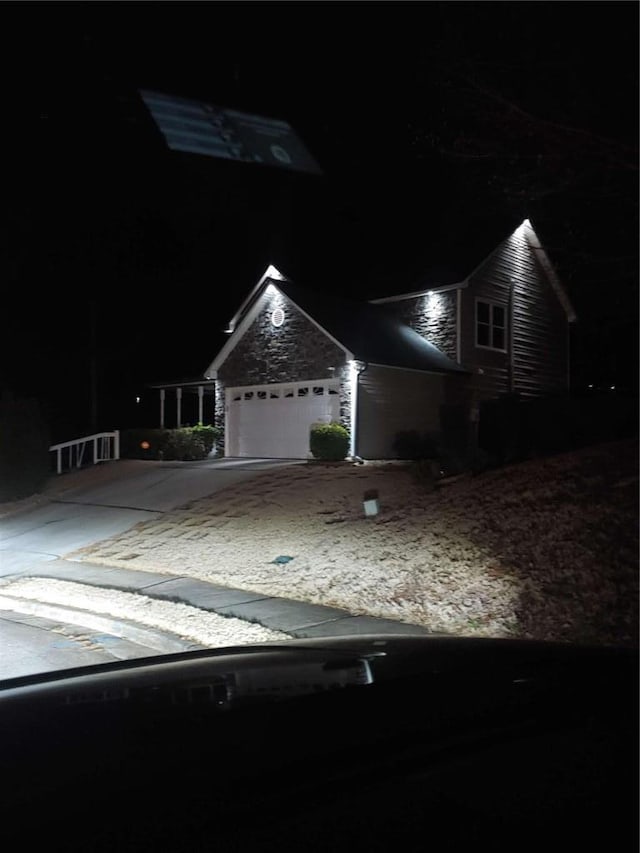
xmin=1 ymin=2 xmax=637 ymax=440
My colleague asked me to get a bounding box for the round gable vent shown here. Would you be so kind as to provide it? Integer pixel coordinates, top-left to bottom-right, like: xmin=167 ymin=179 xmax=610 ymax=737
xmin=271 ymin=307 xmax=285 ymax=327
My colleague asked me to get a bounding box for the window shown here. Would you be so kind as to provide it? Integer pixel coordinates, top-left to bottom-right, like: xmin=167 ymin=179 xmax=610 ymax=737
xmin=476 ymin=300 xmax=506 ymax=351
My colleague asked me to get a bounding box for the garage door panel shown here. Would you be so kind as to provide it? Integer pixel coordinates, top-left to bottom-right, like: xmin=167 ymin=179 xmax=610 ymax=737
xmin=227 ymin=382 xmax=340 ymax=458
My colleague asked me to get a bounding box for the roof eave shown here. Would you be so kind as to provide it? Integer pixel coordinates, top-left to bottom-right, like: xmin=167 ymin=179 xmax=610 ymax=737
xmin=370 ymin=281 xmax=467 ymax=304
xmin=523 ymin=220 xmax=578 ymax=323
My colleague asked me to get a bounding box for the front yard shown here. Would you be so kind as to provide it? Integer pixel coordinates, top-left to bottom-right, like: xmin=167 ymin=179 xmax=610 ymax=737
xmin=66 ymin=439 xmax=639 ymax=647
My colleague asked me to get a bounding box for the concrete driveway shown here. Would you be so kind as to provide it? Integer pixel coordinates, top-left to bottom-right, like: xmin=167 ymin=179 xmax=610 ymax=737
xmin=0 ymin=457 xmax=429 ymax=679
xmin=0 ymin=458 xmax=303 ymax=576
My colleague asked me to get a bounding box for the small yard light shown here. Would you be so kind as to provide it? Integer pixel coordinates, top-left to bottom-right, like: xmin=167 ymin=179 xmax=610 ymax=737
xmin=136 ymin=396 xmax=141 ymax=404
xmin=140 ymin=440 xmax=150 ymax=450
xmin=363 ymin=488 xmax=379 ymax=518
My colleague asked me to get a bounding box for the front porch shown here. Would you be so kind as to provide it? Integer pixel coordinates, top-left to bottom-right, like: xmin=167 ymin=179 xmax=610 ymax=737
xmin=147 ymin=378 xmax=217 ymax=428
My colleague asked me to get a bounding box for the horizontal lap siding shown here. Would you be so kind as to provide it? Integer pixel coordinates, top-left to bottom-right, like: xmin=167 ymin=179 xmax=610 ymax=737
xmin=512 ymin=243 xmax=568 ymax=396
xmin=357 ymin=366 xmax=445 ymax=458
xmin=461 ymin=228 xmax=568 ymax=400
xmin=461 ymin=247 xmax=512 ymax=399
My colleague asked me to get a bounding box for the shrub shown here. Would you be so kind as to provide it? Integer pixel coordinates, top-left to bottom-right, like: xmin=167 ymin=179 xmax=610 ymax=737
xmin=190 ymin=423 xmax=220 ymax=455
xmin=120 ymin=426 xmax=213 ymax=461
xmin=120 ymin=429 xmax=169 ymax=460
xmin=310 ymin=422 xmax=350 ymax=461
xmin=477 ymin=392 xmax=638 ymax=466
xmin=0 ymin=392 xmax=51 ymax=502
xmin=163 ymin=429 xmax=207 ymax=461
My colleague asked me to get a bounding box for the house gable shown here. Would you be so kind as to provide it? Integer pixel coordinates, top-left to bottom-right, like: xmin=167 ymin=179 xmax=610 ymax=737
xmin=523 ymin=222 xmax=577 ymax=323
xmin=205 ymin=270 xmax=352 ymax=379
xmin=368 ymin=219 xmax=576 ymax=399
xmin=213 ymin=282 xmax=350 ymax=389
xmin=460 ymin=219 xmax=574 ymax=398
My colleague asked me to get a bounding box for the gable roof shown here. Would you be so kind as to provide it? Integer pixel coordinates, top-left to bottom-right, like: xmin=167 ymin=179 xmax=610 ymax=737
xmin=521 ymin=221 xmax=577 ymax=323
xmin=208 ymin=217 xmax=576 ymax=380
xmin=277 ymin=280 xmax=467 ymax=374
xmin=206 ymin=268 xmax=466 ymax=377
xmin=369 ymin=219 xmax=577 ymax=323
xmin=373 ymin=213 xmax=523 ymax=295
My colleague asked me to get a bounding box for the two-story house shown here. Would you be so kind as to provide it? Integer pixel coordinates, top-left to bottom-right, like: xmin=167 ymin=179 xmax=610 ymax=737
xmin=151 ymin=219 xmax=576 ymax=459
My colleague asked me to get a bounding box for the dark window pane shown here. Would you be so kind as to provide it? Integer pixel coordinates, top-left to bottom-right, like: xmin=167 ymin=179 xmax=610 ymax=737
xmin=477 ymin=301 xmax=490 ymax=323
xmin=493 ymin=305 xmax=505 ymax=327
xmin=477 ymin=323 xmax=490 ymax=346
xmin=493 ymin=327 xmax=505 ymax=350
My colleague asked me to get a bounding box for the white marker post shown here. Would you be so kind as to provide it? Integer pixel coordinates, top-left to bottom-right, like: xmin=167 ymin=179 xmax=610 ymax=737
xmin=363 ymin=489 xmax=379 ymax=518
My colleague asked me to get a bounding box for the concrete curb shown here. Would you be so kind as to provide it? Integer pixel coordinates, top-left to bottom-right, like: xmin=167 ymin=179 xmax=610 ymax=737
xmin=5 ymin=560 xmax=432 ymax=639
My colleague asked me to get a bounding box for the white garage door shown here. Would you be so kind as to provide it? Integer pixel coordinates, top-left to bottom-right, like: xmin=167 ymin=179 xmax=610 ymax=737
xmin=226 ymin=380 xmax=341 ymax=458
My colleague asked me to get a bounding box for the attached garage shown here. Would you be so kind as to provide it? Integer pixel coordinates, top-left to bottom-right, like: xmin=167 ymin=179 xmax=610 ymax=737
xmin=225 ymin=380 xmax=340 ymax=458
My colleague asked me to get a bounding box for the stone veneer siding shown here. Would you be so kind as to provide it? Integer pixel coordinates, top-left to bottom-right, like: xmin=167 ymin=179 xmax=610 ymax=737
xmin=215 ymin=289 xmax=350 ymax=444
xmin=392 ymin=291 xmax=458 ymax=360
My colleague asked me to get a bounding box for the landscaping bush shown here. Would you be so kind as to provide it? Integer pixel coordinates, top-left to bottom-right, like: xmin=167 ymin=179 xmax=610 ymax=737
xmin=477 ymin=392 xmax=638 ymax=465
xmin=164 ymin=429 xmax=207 ymax=461
xmin=309 ymin=422 xmax=350 ymax=461
xmin=120 ymin=426 xmax=215 ymax=461
xmin=0 ymin=392 xmax=51 ymax=502
xmin=120 ymin=428 xmax=169 ymax=460
xmin=190 ymin=423 xmax=220 ymax=455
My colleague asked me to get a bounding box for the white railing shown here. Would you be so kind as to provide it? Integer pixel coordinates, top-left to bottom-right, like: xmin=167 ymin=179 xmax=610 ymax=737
xmin=49 ymin=431 xmax=120 ymax=475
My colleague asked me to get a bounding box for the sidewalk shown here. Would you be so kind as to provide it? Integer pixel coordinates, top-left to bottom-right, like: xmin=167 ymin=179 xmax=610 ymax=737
xmin=4 ymin=558 xmax=430 ymax=639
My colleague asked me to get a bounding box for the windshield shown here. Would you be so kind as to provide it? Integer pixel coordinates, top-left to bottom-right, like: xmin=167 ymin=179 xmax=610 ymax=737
xmin=0 ymin=5 xmax=637 ymax=684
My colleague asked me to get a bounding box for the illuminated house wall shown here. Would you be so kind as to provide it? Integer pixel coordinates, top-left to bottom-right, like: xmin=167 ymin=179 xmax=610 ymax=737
xmin=381 ymin=221 xmax=572 ymax=402
xmin=195 ymin=221 xmax=574 ymax=458
xmin=215 ymin=287 xmax=351 ymax=440
xmin=392 ymin=290 xmax=458 ymax=361
xmin=460 ymin=222 xmax=569 ymax=399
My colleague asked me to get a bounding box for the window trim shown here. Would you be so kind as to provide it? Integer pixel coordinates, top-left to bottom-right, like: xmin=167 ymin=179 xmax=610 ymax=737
xmin=475 ymin=298 xmax=508 ymax=353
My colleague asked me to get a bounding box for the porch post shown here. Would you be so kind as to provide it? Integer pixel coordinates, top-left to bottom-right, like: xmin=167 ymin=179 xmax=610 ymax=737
xmin=176 ymin=387 xmax=182 ymax=428
xmin=198 ymin=385 xmax=204 ymax=424
xmin=159 ymin=389 xmax=165 ymax=429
